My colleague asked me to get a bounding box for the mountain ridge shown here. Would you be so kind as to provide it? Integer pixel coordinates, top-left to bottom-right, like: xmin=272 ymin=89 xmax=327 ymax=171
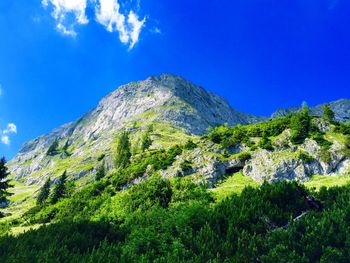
xmin=8 ymin=74 xmax=350 ymax=186
xmin=9 ymin=74 xmax=264 ymax=184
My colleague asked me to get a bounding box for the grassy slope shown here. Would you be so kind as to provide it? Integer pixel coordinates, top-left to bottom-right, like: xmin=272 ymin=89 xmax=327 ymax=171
xmin=211 ymin=172 xmax=350 ymax=202
xmin=211 ymin=172 xmax=259 ymax=201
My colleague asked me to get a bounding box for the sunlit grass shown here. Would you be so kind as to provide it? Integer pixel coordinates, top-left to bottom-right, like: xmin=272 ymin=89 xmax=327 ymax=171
xmin=211 ymin=172 xmax=259 ymax=201
xmin=304 ymin=174 xmax=350 ymax=190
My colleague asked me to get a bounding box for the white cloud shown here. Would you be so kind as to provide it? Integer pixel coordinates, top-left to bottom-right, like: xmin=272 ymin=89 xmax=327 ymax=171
xmin=95 ymin=0 xmax=146 ymax=49
xmin=1 ymin=135 xmax=10 ymax=145
xmin=42 ymin=0 xmax=88 ymax=36
xmin=95 ymin=0 xmax=129 ymax=42
xmin=42 ymin=0 xmax=147 ymax=49
xmin=3 ymin=123 xmax=17 ymax=135
xmin=0 ymin=123 xmax=17 ymax=145
xmin=57 ymin=23 xmax=77 ymax=37
xmin=127 ymin=11 xmax=146 ymax=49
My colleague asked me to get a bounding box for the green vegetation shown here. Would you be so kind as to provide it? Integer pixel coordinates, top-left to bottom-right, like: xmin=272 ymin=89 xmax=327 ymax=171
xmin=323 ymin=104 xmax=335 ymax=123
xmin=0 ymin=157 xmax=12 ymax=217
xmin=114 ymin=131 xmax=131 ymax=169
xmin=184 ymin=139 xmax=197 ymax=150
xmin=258 ymin=133 xmax=274 ymax=150
xmin=305 ymin=174 xmax=350 ymax=190
xmin=47 ymin=139 xmax=72 ymax=157
xmin=2 ymin=108 xmax=350 ymax=261
xmin=50 ymin=171 xmax=68 ymax=204
xmin=289 ymin=107 xmax=311 ymax=144
xmin=140 ymin=130 xmax=152 ymax=152
xmin=95 ymin=161 xmax=106 ymax=181
xmin=296 ymin=150 xmax=314 ymax=163
xmin=3 ymin=179 xmax=350 ymax=262
xmin=36 ymin=178 xmax=51 ymax=206
xmin=46 ymin=139 xmax=59 ymax=156
xmin=211 ymin=172 xmax=259 ymax=200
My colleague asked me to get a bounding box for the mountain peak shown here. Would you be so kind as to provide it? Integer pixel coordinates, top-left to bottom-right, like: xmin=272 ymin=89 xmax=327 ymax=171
xmin=9 ymin=75 xmax=263 ymax=184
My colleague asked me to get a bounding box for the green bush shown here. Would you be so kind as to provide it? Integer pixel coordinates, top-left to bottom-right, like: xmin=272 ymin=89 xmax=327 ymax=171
xmin=237 ymin=152 xmax=252 ymax=162
xmin=184 ymin=139 xmax=197 ymax=150
xmin=297 ymin=150 xmax=314 ymax=163
xmin=258 ymin=135 xmax=274 ymax=151
xmin=179 ymin=160 xmax=193 ymax=172
xmin=321 ymin=150 xmax=332 ymax=164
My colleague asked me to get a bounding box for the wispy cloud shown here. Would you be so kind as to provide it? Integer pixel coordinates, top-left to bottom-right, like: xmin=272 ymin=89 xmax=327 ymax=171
xmin=0 ymin=84 xmax=2 ymax=96
xmin=1 ymin=135 xmax=10 ymax=145
xmin=42 ymin=0 xmax=147 ymax=49
xmin=0 ymin=123 xmax=17 ymax=145
xmin=3 ymin=123 xmax=17 ymax=135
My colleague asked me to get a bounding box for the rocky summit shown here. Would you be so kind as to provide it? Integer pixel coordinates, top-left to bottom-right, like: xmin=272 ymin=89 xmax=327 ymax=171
xmin=8 ymin=74 xmax=264 ymax=184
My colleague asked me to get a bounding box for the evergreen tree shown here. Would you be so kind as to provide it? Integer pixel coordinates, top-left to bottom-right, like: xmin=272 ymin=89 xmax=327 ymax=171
xmin=0 ymin=157 xmax=12 ymax=215
xmin=63 ymin=140 xmax=71 ymax=155
xmin=51 ymin=171 xmax=67 ymax=204
xmin=47 ymin=139 xmax=59 ymax=156
xmin=115 ymin=131 xmax=131 ymax=169
xmin=323 ymin=104 xmax=335 ymax=122
xmin=140 ymin=131 xmax=152 ymax=152
xmin=96 ymin=161 xmax=106 ymax=181
xmin=290 ymin=108 xmax=311 ymax=145
xmin=36 ymin=178 xmax=51 ymax=206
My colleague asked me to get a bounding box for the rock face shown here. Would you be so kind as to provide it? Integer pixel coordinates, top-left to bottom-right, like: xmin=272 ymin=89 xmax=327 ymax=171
xmin=9 ymin=74 xmax=264 ymax=184
xmin=242 ymin=134 xmax=350 ymax=182
xmin=272 ymin=99 xmax=350 ymax=122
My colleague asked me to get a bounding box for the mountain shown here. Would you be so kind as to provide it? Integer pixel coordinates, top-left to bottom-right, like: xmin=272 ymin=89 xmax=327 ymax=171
xmin=9 ymin=74 xmax=265 ymax=184
xmin=2 ymin=75 xmax=350 ymax=258
xmin=272 ymin=99 xmax=350 ymax=122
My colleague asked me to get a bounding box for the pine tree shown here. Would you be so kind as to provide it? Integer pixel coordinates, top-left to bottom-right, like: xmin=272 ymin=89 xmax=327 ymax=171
xmin=323 ymin=104 xmax=335 ymax=122
xmin=51 ymin=171 xmax=67 ymax=204
xmin=63 ymin=140 xmax=71 ymax=155
xmin=0 ymin=157 xmax=12 ymax=215
xmin=140 ymin=131 xmax=152 ymax=152
xmin=96 ymin=161 xmax=106 ymax=181
xmin=115 ymin=131 xmax=131 ymax=169
xmin=37 ymin=178 xmax=51 ymax=206
xmin=290 ymin=106 xmax=311 ymax=145
xmin=47 ymin=139 xmax=59 ymax=156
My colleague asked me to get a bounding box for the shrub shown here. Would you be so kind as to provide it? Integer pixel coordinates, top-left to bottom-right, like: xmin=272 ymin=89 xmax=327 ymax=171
xmin=297 ymin=150 xmax=314 ymax=163
xmin=237 ymin=152 xmax=252 ymax=162
xmin=180 ymin=160 xmax=193 ymax=173
xmin=320 ymin=150 xmax=332 ymax=164
xmin=290 ymin=111 xmax=311 ymax=145
xmin=184 ymin=139 xmax=197 ymax=150
xmin=258 ymin=135 xmax=274 ymax=151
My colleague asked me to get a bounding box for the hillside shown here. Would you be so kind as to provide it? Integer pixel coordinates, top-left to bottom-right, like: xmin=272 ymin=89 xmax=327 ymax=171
xmin=1 ymin=75 xmax=350 ymax=262
xmin=8 ymin=74 xmax=264 ymax=186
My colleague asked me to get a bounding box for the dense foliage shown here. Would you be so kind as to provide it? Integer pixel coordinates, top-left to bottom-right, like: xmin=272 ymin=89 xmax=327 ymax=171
xmin=3 ymin=179 xmax=350 ymax=262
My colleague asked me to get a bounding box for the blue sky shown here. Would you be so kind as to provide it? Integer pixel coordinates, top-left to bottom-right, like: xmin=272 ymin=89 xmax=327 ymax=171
xmin=0 ymin=0 xmax=349 ymax=158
